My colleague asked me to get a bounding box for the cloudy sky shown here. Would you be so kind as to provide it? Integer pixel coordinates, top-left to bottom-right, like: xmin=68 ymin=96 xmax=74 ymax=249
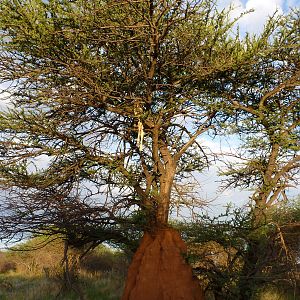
xmin=218 ymin=0 xmax=299 ymax=33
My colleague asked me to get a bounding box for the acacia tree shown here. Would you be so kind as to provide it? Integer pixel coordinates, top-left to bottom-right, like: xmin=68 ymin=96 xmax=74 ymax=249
xmin=0 ymin=0 xmax=281 ymax=299
xmin=218 ymin=11 xmax=300 ymax=299
xmin=180 ymin=199 xmax=300 ymax=300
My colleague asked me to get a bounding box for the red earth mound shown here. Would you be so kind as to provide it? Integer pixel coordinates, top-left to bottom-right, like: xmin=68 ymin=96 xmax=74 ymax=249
xmin=122 ymin=228 xmax=204 ymax=300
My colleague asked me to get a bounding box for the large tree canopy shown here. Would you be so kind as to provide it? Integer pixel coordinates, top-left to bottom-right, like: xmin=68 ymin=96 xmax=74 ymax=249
xmin=215 ymin=12 xmax=300 ymax=298
xmin=0 ymin=0 xmax=268 ymax=239
xmin=220 ymin=10 xmax=300 ymax=222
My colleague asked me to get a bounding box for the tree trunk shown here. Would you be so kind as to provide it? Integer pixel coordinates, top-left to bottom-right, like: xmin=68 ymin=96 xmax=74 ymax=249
xmin=122 ymin=228 xmax=204 ymax=300
xmin=238 ymin=206 xmax=269 ymax=300
xmin=238 ymin=239 xmax=261 ymax=299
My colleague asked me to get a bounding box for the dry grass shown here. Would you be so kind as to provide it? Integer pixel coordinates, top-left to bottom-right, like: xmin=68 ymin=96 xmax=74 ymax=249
xmin=0 ymin=271 xmax=124 ymax=300
xmin=0 ymin=238 xmax=128 ymax=299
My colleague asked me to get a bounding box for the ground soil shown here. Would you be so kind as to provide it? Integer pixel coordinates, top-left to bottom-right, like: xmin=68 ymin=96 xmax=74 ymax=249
xmin=122 ymin=228 xmax=204 ymax=300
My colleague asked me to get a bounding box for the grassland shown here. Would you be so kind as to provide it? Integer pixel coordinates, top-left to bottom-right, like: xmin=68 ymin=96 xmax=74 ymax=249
xmin=0 ymin=271 xmax=124 ymax=300
xmin=0 ymin=238 xmax=127 ymax=300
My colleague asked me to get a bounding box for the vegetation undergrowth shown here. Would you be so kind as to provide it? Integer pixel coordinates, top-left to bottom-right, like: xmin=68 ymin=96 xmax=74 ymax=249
xmin=0 ymin=237 xmax=127 ymax=300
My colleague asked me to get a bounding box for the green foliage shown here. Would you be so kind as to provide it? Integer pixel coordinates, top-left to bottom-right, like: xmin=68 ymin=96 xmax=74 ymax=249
xmin=254 ymin=285 xmax=297 ymax=300
xmin=180 ymin=201 xmax=300 ymax=300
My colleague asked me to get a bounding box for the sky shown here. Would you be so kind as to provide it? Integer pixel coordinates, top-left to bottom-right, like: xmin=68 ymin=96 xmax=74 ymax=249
xmin=217 ymin=0 xmax=300 ymax=33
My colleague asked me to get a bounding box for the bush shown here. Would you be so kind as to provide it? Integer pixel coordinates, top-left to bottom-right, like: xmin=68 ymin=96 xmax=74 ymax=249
xmin=0 ymin=260 xmax=16 ymax=273
xmin=80 ymin=245 xmax=129 ymax=276
xmin=255 ymin=285 xmax=298 ymax=300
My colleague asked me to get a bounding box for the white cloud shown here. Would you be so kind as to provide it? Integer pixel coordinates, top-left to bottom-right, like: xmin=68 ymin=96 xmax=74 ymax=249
xmin=222 ymin=0 xmax=285 ymax=34
xmin=195 ymin=165 xmax=251 ymax=216
xmin=192 ymin=135 xmax=251 ymax=215
xmin=0 ymin=91 xmax=13 ymax=112
xmin=241 ymin=0 xmax=283 ymax=33
xmin=0 ymin=83 xmax=14 ymax=112
xmin=198 ymin=135 xmax=242 ymax=160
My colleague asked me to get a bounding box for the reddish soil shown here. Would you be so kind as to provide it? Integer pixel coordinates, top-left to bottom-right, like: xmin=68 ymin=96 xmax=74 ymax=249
xmin=122 ymin=228 xmax=204 ymax=300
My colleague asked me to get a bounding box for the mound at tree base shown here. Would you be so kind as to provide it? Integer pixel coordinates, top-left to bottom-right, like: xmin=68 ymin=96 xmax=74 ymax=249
xmin=122 ymin=228 xmax=204 ymax=300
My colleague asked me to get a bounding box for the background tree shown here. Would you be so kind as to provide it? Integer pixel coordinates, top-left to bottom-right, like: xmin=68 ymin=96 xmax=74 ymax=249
xmin=0 ymin=0 xmax=285 ymax=299
xmin=216 ymin=10 xmax=300 ymax=299
xmin=182 ymin=200 xmax=300 ymax=300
